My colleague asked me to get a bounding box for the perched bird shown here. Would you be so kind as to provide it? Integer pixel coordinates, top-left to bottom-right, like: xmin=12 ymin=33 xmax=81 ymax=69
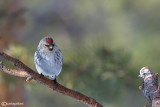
xmin=34 ymin=36 xmax=62 ymax=82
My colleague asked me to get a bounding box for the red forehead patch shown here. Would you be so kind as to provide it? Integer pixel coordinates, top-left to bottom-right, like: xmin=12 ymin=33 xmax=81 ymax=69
xmin=46 ymin=38 xmax=53 ymax=44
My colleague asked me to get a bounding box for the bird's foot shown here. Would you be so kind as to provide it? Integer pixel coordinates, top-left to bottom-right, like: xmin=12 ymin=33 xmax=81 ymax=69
xmin=40 ymin=73 xmax=44 ymax=77
xmin=53 ymin=78 xmax=57 ymax=84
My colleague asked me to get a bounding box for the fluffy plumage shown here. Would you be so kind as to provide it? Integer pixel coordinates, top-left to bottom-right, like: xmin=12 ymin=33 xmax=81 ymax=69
xmin=34 ymin=36 xmax=62 ymax=80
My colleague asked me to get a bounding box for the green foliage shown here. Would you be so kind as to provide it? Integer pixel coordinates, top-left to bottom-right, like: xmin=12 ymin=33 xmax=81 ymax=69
xmin=60 ymin=41 xmax=131 ymax=103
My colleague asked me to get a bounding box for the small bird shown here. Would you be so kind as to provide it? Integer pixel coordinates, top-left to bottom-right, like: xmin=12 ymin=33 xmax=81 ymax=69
xmin=34 ymin=36 xmax=62 ymax=82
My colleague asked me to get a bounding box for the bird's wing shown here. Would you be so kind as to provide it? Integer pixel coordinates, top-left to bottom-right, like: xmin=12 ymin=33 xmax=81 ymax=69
xmin=34 ymin=51 xmax=41 ymax=65
xmin=55 ymin=49 xmax=63 ymax=65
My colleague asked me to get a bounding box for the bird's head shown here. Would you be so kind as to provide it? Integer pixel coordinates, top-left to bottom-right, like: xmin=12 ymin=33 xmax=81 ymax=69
xmin=139 ymin=67 xmax=153 ymax=79
xmin=38 ymin=37 xmax=55 ymax=53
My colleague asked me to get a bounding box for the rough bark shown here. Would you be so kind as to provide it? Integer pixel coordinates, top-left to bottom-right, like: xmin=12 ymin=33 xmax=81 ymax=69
xmin=139 ymin=67 xmax=160 ymax=107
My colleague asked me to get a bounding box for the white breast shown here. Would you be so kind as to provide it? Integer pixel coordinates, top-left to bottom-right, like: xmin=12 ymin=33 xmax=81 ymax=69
xmin=34 ymin=51 xmax=62 ymax=80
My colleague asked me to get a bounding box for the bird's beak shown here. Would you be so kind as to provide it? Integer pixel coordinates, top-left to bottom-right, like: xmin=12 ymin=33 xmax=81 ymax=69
xmin=45 ymin=44 xmax=54 ymax=51
xmin=48 ymin=44 xmax=53 ymax=51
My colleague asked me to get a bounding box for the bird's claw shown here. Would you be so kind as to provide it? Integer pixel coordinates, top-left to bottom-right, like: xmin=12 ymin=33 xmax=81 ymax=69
xmin=40 ymin=73 xmax=44 ymax=77
xmin=53 ymin=78 xmax=57 ymax=84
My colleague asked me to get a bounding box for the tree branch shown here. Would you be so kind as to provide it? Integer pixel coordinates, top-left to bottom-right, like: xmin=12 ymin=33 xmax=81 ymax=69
xmin=139 ymin=67 xmax=160 ymax=107
xmin=0 ymin=62 xmax=29 ymax=78
xmin=0 ymin=51 xmax=103 ymax=107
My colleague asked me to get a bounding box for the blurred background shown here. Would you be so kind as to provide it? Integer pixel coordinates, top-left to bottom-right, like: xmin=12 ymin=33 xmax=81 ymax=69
xmin=0 ymin=0 xmax=160 ymax=107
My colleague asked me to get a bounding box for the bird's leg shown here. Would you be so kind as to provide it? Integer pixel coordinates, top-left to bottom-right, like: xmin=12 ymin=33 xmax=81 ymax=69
xmin=53 ymin=78 xmax=57 ymax=84
xmin=53 ymin=76 xmax=57 ymax=84
xmin=40 ymin=73 xmax=44 ymax=77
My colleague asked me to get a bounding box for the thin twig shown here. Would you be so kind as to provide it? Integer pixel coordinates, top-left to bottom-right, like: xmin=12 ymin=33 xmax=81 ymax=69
xmin=0 ymin=51 xmax=103 ymax=107
xmin=0 ymin=62 xmax=29 ymax=77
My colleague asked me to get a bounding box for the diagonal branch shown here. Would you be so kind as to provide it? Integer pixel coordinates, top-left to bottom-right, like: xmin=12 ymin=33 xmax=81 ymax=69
xmin=0 ymin=51 xmax=103 ymax=107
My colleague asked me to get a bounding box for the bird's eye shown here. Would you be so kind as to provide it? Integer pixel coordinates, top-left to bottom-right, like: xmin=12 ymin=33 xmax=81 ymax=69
xmin=45 ymin=45 xmax=49 ymax=47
